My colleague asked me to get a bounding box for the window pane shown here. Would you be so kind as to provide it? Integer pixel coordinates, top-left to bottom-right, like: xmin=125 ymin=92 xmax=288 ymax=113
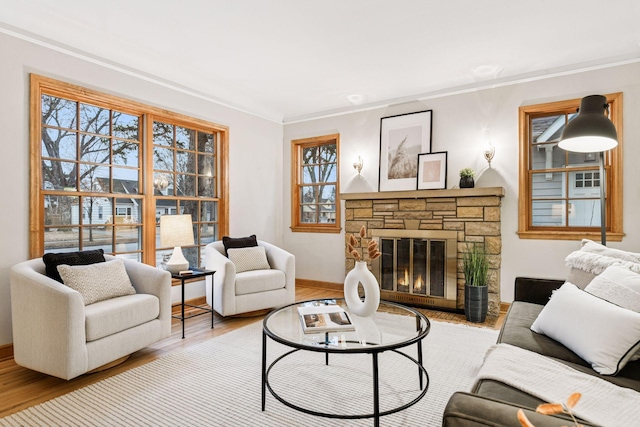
xmin=42 ymin=95 xmax=76 ymax=129
xmin=81 ymin=196 xmax=110 ymax=225
xmin=154 ymin=147 xmax=174 ymax=171
xmin=319 ymin=144 xmax=337 ymax=163
xmin=181 ymin=200 xmax=198 ymax=220
xmin=198 ymin=154 xmax=215 ymax=177
xmin=45 ymin=195 xmax=78 ymax=225
xmin=176 ymin=127 xmax=196 ymax=150
xmin=153 ymin=122 xmax=174 ymax=146
xmin=113 ymin=140 xmax=139 ymax=167
xmin=43 ymin=130 xmax=76 ymax=160
xmin=324 ymin=163 xmax=337 ymax=182
xmin=532 ymin=200 xmax=566 ymax=226
xmin=183 ymin=246 xmax=198 ymax=269
xmin=568 ymin=199 xmax=601 ymax=227
xmin=80 ymin=164 xmax=110 ymax=192
xmin=115 ymin=197 xmax=141 ymax=222
xmin=153 ymin=173 xmax=170 ymax=194
xmin=200 ymin=223 xmax=216 ymax=245
xmin=44 ymin=227 xmax=80 ymax=252
xmin=301 ymin=186 xmax=317 ymax=204
xmin=531 ymin=115 xmax=564 ymax=144
xmin=531 ymin=172 xmax=564 ymax=199
xmin=82 ymin=226 xmax=112 ymax=252
xmin=113 ymin=112 xmax=139 ymax=141
xmin=112 ymin=168 xmax=139 ymax=193
xmin=42 ymin=160 xmax=76 ymax=190
xmin=116 ymin=225 xmax=142 ymax=252
xmin=530 ymin=143 xmax=566 ymax=170
xmin=80 ymin=104 xmax=110 ymax=135
xmin=198 ymin=177 xmax=215 ymax=198
xmin=320 ymin=184 xmax=336 ymax=202
xmin=319 ymin=204 xmax=336 ymax=223
xmin=198 ymin=132 xmax=215 ymax=153
xmin=176 ymin=174 xmax=196 ymax=196
xmin=176 ymin=150 xmax=196 ymax=174
xmin=303 ymin=166 xmax=319 ymax=184
xmin=80 ymin=135 xmax=110 ymax=163
xmin=300 ymin=205 xmax=317 ymax=223
xmin=201 ymin=201 xmax=218 ymax=222
xmin=155 ymin=200 xmax=177 ymax=223
xmin=302 ymin=146 xmax=318 ymax=165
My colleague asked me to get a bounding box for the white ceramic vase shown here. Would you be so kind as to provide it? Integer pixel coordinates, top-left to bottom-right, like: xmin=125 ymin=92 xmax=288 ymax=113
xmin=344 ymin=260 xmax=380 ymax=317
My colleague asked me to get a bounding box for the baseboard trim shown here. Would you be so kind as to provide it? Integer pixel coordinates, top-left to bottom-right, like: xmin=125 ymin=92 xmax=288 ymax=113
xmin=500 ymin=302 xmax=511 ymax=314
xmin=172 ymin=296 xmax=208 ymax=315
xmin=0 ymin=342 xmax=13 ymax=359
xmin=296 ymin=278 xmax=343 ymax=291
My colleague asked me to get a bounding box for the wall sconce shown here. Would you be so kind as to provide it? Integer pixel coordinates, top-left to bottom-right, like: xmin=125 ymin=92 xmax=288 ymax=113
xmin=353 ymin=156 xmax=363 ymax=175
xmin=483 ymin=141 xmax=495 ymax=167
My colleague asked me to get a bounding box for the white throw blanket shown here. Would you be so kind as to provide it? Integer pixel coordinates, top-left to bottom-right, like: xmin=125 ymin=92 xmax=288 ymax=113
xmin=565 ymin=250 xmax=640 ymax=275
xmin=475 ymin=344 xmax=640 ymax=427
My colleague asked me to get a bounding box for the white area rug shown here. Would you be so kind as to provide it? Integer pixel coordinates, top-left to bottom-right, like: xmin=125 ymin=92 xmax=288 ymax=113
xmin=0 ymin=320 xmax=498 ymax=426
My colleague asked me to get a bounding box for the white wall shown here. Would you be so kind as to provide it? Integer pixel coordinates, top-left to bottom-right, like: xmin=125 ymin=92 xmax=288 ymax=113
xmin=0 ymin=32 xmax=284 ymax=345
xmin=283 ymin=62 xmax=640 ymax=303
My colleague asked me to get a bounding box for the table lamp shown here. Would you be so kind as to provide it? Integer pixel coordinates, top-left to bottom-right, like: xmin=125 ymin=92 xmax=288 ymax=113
xmin=160 ymin=214 xmax=194 ymax=273
xmin=558 ymin=94 xmax=618 ymax=245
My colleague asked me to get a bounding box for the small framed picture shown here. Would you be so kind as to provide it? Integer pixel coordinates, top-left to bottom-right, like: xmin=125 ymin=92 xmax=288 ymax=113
xmin=417 ymin=151 xmax=447 ymax=190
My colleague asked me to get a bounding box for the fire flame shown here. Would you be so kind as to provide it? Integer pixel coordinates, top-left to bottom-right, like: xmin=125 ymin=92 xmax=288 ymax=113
xmin=414 ymin=275 xmax=423 ymax=291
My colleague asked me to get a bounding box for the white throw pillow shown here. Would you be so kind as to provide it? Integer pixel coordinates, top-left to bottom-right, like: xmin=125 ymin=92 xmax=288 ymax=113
xmin=227 ymin=246 xmax=271 ymax=273
xmin=580 ymin=239 xmax=640 ymax=263
xmin=586 ymin=265 xmax=640 ymax=312
xmin=57 ymin=259 xmax=136 ymax=305
xmin=531 ymin=282 xmax=640 ymax=375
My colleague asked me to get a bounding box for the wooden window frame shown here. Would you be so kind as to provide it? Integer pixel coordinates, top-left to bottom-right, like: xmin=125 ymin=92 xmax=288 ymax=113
xmin=30 ymin=74 xmax=229 ymax=265
xmin=517 ymin=93 xmax=623 ymax=241
xmin=290 ymin=134 xmax=341 ymax=234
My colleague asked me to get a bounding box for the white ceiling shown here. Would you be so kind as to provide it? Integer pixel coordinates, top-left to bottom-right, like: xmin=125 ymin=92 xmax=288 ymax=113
xmin=1 ymin=0 xmax=639 ymax=123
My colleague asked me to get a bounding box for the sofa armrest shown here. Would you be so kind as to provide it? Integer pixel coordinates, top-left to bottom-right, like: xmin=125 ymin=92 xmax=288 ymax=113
xmin=10 ymin=258 xmax=88 ymax=379
xmin=443 ymin=392 xmax=594 ymax=427
xmin=205 ymin=242 xmax=237 ymax=316
xmin=514 ymin=277 xmax=565 ymax=305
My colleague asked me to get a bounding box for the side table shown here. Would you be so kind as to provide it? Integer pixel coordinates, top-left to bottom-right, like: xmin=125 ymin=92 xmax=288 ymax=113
xmin=171 ymin=268 xmax=216 ymax=339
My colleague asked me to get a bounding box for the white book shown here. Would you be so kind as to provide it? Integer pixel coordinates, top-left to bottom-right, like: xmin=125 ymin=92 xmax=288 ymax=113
xmin=297 ymin=304 xmax=355 ymax=334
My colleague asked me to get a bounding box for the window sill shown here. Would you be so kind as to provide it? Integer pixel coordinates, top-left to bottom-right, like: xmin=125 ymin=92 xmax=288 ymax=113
xmin=291 ymin=225 xmax=342 ymax=234
xmin=517 ymin=230 xmax=624 ymax=242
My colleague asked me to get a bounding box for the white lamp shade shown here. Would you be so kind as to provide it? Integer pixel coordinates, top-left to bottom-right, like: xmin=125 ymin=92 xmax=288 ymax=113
xmin=160 ymin=214 xmax=194 ymax=248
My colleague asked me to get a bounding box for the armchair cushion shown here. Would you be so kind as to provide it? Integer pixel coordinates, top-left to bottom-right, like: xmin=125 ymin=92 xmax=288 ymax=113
xmin=43 ymin=249 xmax=105 ymax=283
xmin=235 ymin=269 xmax=286 ymax=295
xmin=222 ymin=234 xmax=257 ymax=255
xmin=227 ymin=246 xmax=270 ymax=273
xmin=84 ymin=294 xmax=160 ymax=342
xmin=57 ymin=259 xmax=136 ymax=305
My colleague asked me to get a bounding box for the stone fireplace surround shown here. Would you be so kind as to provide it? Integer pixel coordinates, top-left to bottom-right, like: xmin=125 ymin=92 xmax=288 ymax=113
xmin=341 ymin=187 xmax=504 ymax=317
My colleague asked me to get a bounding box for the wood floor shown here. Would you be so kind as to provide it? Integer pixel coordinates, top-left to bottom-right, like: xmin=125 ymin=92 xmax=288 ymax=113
xmin=0 ymin=285 xmax=506 ymax=418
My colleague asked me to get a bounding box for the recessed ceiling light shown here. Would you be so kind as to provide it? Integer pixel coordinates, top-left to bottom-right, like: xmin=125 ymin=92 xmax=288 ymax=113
xmin=346 ymin=94 xmax=367 ymax=105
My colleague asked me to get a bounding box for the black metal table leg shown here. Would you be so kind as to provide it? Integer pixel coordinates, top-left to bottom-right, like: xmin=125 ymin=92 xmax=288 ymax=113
xmin=262 ymin=330 xmax=267 ymax=411
xmin=211 ymin=277 xmax=215 ymax=330
xmin=372 ymin=352 xmax=380 ymax=427
xmin=325 ymin=332 xmax=329 ymax=365
xmin=417 ymin=340 xmax=424 ymax=390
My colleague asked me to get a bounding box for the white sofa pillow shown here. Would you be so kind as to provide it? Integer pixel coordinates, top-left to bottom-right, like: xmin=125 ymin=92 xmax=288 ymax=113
xmin=531 ymin=282 xmax=640 ymax=375
xmin=586 ymin=265 xmax=640 ymax=312
xmin=227 ymin=246 xmax=271 ymax=273
xmin=57 ymin=259 xmax=136 ymax=305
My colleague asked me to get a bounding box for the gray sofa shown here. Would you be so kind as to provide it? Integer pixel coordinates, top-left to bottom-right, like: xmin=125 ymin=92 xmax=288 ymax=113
xmin=443 ymin=276 xmax=640 ymax=427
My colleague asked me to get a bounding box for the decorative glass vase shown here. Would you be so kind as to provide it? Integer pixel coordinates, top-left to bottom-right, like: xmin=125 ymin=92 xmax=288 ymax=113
xmin=344 ymin=260 xmax=380 ymax=317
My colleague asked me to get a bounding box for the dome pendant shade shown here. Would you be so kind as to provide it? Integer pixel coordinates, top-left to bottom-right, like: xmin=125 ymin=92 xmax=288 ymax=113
xmin=558 ymin=95 xmax=618 ymax=153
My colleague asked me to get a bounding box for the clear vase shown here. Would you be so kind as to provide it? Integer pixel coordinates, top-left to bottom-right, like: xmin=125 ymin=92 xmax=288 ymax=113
xmin=344 ymin=260 xmax=380 ymax=317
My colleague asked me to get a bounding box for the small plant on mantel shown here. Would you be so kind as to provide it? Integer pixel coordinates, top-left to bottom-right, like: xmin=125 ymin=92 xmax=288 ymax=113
xmin=459 ymin=167 xmax=475 ymax=178
xmin=347 ymin=225 xmax=381 ymax=261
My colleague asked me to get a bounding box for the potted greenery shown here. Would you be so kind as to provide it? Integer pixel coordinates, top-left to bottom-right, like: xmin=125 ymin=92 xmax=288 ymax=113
xmin=459 ymin=167 xmax=475 ymax=188
xmin=462 ymin=242 xmax=489 ymax=322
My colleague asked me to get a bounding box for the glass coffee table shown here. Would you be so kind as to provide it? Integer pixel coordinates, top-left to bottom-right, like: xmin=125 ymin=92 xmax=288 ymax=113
xmin=261 ymin=298 xmax=430 ymax=426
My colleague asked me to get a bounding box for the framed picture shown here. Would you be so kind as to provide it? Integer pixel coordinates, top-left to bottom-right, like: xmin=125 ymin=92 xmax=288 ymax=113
xmin=417 ymin=151 xmax=447 ymax=190
xmin=379 ymin=110 xmax=432 ymax=192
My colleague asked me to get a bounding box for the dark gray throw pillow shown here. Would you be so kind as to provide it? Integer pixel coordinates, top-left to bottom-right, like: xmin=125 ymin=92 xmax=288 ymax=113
xmin=222 ymin=235 xmax=257 ymax=256
xmin=43 ymin=249 xmax=106 ymax=283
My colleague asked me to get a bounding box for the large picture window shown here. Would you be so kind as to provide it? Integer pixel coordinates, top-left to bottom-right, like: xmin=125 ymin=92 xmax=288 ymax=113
xmin=30 ymin=75 xmax=228 ymax=267
xmin=518 ymin=93 xmax=623 ymax=241
xmin=291 ymin=134 xmax=340 ymax=233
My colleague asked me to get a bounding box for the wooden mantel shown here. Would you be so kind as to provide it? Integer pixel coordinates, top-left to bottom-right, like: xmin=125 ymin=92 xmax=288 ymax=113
xmin=339 ymin=186 xmax=505 ymax=201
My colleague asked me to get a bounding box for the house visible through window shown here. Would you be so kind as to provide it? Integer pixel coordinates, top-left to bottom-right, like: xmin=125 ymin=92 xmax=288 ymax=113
xmin=31 ymin=74 xmax=228 ymax=267
xmin=291 ymin=134 xmax=341 ymax=233
xmin=518 ymin=93 xmax=623 ymax=241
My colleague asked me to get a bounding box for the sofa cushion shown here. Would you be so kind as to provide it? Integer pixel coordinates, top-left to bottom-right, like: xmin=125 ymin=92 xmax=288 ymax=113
xmin=43 ymin=249 xmax=105 ymax=283
xmin=84 ymin=293 xmax=160 ymax=342
xmin=222 ymin=234 xmax=257 ymax=256
xmin=235 ymin=269 xmax=285 ymax=296
xmin=57 ymin=259 xmax=136 ymax=305
xmin=227 ymin=246 xmax=271 ymax=273
xmin=531 ymin=282 xmax=640 ymax=375
xmin=565 ymin=240 xmax=640 ymax=288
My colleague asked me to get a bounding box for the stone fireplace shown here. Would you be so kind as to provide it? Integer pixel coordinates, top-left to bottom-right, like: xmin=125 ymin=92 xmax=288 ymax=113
xmin=342 ymin=187 xmax=504 ymax=317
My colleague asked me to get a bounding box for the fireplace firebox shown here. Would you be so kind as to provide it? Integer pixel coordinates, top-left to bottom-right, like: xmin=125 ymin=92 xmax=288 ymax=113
xmin=370 ymin=229 xmax=457 ymax=310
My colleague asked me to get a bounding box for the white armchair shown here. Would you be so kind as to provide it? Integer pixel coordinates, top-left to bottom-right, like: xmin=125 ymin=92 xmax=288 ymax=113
xmin=10 ymin=255 xmax=171 ymax=380
xmin=204 ymin=240 xmax=295 ymax=316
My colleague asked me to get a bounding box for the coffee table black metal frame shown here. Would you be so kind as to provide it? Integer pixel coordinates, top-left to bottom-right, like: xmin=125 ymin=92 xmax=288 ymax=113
xmin=170 ymin=268 xmax=215 ymax=339
xmin=261 ymin=298 xmax=430 ymax=427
